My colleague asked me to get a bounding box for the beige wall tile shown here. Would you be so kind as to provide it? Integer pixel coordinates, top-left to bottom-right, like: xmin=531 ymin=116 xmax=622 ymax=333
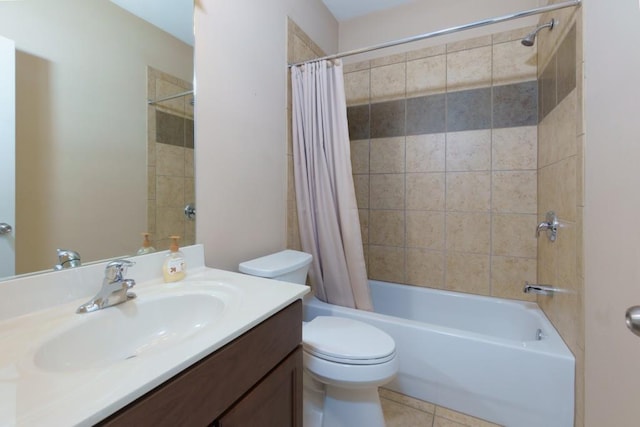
xmin=492 ymin=171 xmax=537 ymax=214
xmin=353 ymin=174 xmax=370 ymax=209
xmin=371 ymin=174 xmax=405 ymax=209
xmin=406 ymin=248 xmax=445 ymax=288
xmin=577 ymin=134 xmax=585 ymax=207
xmin=492 ymin=214 xmax=537 ymax=258
xmin=406 ymin=133 xmax=446 ymax=173
xmin=156 ymin=206 xmax=185 ymax=240
xmin=344 ymin=70 xmax=370 ymax=106
xmin=491 ymin=256 xmax=537 ymax=301
xmin=382 ymin=398 xmax=435 ymax=427
xmin=371 ymin=53 xmax=407 ymax=67
xmin=446 ymin=46 xmax=492 ymax=91
xmin=156 ymin=143 xmax=185 ymax=177
xmin=370 ymin=210 xmax=405 ymax=247
xmin=343 ymin=60 xmax=370 ymax=73
xmin=537 ymin=231 xmax=557 ymax=288
xmin=493 ymin=26 xmax=536 ymax=44
xmin=156 ymin=176 xmax=185 ymax=208
xmin=493 ymin=39 xmax=537 ymax=85
xmin=446 ymin=172 xmax=491 ymax=212
xmin=446 ymin=130 xmax=491 ymax=171
xmin=371 ymin=137 xmax=405 ymax=173
xmin=351 ymin=140 xmax=370 ymax=174
xmin=446 ymin=212 xmax=491 ymax=254
xmin=492 ymin=126 xmax=537 ymax=170
xmin=147 ymin=167 xmax=156 ymax=200
xmin=407 ymin=55 xmax=446 ymax=96
xmin=185 ymin=148 xmax=194 ymax=178
xmin=406 ymin=173 xmax=445 ymax=211
xmin=359 ymin=209 xmax=369 ymax=244
xmin=557 ymin=220 xmax=578 ymax=292
xmin=538 ymin=90 xmax=577 ymax=168
xmin=147 ymin=203 xmax=156 ymax=234
xmin=446 ymin=35 xmax=492 ymax=53
xmin=184 ymin=178 xmax=195 ymax=205
xmin=406 ymin=211 xmax=445 ymax=250
xmin=539 ymin=157 xmax=577 ymax=222
xmin=407 ymin=44 xmax=446 ymax=60
xmin=445 ymin=252 xmax=490 ymax=295
xmin=369 ymin=245 xmax=405 ymax=282
xmin=371 ymin=62 xmax=406 ymax=101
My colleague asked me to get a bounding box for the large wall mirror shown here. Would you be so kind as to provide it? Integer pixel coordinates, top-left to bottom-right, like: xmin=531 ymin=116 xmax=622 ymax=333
xmin=0 ymin=0 xmax=194 ymax=280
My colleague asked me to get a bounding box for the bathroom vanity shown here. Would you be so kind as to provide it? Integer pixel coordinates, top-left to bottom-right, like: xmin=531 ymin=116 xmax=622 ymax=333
xmin=0 ymin=245 xmax=308 ymax=426
xmin=98 ymin=301 xmax=302 ymax=426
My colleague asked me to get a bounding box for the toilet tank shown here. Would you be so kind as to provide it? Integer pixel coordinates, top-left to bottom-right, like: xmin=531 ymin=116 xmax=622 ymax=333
xmin=238 ymin=250 xmax=312 ymax=284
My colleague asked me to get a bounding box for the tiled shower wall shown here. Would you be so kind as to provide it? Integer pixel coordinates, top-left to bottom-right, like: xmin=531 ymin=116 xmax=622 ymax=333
xmin=344 ymin=29 xmax=539 ymax=301
xmin=147 ymin=67 xmax=195 ymax=251
xmin=535 ymin=4 xmax=584 ymax=425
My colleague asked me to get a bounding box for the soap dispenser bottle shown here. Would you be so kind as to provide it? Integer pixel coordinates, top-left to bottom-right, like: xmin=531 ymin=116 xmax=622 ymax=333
xmin=136 ymin=233 xmax=156 ymax=255
xmin=163 ymin=235 xmax=186 ymax=282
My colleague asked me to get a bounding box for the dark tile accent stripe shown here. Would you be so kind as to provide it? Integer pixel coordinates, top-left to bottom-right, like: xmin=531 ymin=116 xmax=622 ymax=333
xmin=493 ymin=81 xmax=538 ymax=128
xmin=557 ymin=25 xmax=577 ymax=104
xmin=371 ymin=100 xmax=405 ymax=138
xmin=539 ymin=56 xmax=557 ymax=120
xmin=186 ymin=119 xmax=194 ymax=149
xmin=156 ymin=110 xmax=185 ymax=147
xmin=348 ymin=80 xmax=539 ymax=139
xmin=347 ymin=105 xmax=370 ymax=140
xmin=406 ymin=94 xmax=446 ymax=135
xmin=538 ymin=23 xmax=577 ymax=122
xmin=447 ymin=87 xmax=491 ymax=132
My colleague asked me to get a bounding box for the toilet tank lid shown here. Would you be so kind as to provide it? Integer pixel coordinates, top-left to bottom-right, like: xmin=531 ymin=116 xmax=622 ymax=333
xmin=238 ymin=250 xmax=312 ymax=278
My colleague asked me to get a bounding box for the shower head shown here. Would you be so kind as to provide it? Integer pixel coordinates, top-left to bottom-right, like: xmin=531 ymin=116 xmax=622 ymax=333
xmin=521 ymin=19 xmax=556 ymax=47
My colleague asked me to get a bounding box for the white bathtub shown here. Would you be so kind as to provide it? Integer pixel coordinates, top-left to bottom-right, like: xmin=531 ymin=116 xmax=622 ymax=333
xmin=303 ymin=280 xmax=574 ymax=427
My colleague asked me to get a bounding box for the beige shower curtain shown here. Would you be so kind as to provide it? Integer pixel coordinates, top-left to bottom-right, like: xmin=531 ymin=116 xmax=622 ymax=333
xmin=291 ymin=60 xmax=372 ymax=311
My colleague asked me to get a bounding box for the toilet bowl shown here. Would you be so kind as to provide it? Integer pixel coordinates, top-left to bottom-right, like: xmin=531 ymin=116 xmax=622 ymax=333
xmin=239 ymin=250 xmax=398 ymax=427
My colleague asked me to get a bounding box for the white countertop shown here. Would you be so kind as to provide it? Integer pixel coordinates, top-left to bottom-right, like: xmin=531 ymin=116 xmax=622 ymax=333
xmin=0 ymin=246 xmax=308 ymax=426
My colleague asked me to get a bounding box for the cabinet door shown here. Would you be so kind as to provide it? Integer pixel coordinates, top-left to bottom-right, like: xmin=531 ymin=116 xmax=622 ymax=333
xmin=216 ymin=347 xmax=302 ymax=427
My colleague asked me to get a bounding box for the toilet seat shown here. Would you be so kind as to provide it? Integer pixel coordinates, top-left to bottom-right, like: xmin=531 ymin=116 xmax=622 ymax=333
xmin=303 ymin=316 xmax=396 ymax=365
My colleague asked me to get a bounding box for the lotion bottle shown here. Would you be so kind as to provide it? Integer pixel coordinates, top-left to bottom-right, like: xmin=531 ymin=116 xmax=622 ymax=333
xmin=163 ymin=235 xmax=186 ymax=282
xmin=136 ymin=233 xmax=156 ymax=255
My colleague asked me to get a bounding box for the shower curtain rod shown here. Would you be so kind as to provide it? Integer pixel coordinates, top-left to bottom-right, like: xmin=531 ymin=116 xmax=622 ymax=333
xmin=289 ymin=0 xmax=581 ymax=67
xmin=147 ymin=90 xmax=194 ymax=105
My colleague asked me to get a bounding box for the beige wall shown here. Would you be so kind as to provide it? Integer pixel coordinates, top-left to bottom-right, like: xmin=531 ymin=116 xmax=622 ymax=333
xmin=583 ymin=0 xmax=640 ymax=426
xmin=0 ymin=0 xmax=193 ymax=274
xmin=194 ymin=0 xmax=337 ymax=271
xmin=338 ymin=0 xmax=539 ymax=61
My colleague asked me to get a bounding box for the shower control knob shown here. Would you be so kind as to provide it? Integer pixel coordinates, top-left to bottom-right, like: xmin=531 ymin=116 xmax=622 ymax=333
xmin=0 ymin=223 xmax=12 ymax=235
xmin=625 ymin=306 xmax=640 ymax=337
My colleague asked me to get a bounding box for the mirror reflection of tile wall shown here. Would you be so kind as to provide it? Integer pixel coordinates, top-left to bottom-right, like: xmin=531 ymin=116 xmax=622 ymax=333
xmin=147 ymin=67 xmax=195 ymax=251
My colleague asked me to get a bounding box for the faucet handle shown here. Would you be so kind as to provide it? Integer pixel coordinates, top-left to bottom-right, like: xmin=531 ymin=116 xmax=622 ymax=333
xmin=105 ymin=259 xmax=135 ymax=282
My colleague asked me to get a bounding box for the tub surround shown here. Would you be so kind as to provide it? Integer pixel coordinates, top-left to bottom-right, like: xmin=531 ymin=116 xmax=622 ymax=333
xmin=0 ymin=245 xmax=308 ymax=426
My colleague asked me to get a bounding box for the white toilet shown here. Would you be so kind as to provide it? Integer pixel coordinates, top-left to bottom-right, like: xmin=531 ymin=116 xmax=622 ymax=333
xmin=239 ymin=249 xmax=398 ymax=427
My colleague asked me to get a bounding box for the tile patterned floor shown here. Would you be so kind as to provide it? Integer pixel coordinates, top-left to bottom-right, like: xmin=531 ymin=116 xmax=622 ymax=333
xmin=380 ymin=388 xmax=502 ymax=427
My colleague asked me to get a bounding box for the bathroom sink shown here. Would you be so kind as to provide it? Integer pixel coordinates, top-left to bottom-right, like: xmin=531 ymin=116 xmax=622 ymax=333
xmin=33 ymin=292 xmax=227 ymax=372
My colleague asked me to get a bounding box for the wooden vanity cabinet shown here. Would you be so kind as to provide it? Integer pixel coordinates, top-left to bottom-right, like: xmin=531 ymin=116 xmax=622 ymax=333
xmin=98 ymin=300 xmax=303 ymax=427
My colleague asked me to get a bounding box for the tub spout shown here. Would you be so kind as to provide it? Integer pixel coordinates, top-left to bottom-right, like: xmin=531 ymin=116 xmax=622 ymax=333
xmin=523 ymin=282 xmax=566 ymax=296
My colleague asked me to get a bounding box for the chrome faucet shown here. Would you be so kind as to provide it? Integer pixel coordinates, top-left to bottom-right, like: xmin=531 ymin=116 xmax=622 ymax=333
xmin=76 ymin=259 xmax=136 ymax=313
xmin=54 ymin=248 xmax=81 ymax=270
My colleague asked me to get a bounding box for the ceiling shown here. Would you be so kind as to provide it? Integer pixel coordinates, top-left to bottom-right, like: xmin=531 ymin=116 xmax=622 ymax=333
xmin=322 ymin=0 xmax=415 ymax=21
xmin=110 ymin=0 xmax=194 ymax=46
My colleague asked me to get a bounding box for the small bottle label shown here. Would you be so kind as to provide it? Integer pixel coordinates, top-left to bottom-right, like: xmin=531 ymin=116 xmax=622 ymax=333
xmin=167 ymin=259 xmax=184 ymax=275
